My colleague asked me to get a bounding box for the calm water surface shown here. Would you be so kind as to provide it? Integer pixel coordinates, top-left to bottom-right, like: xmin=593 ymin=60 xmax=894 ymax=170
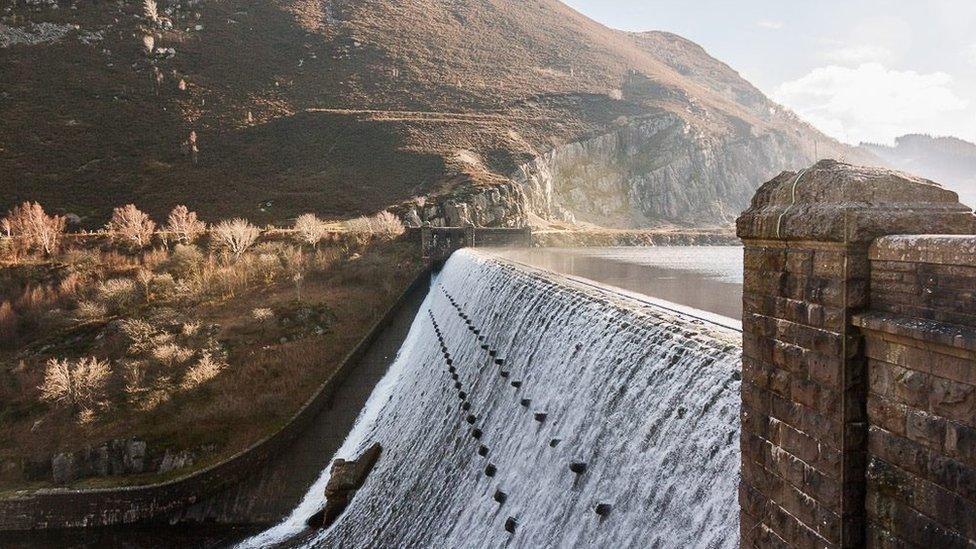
xmin=494 ymin=246 xmax=744 ymax=320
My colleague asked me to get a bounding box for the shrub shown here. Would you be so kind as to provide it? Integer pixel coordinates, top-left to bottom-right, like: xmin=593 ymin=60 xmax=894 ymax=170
xmin=251 ymin=307 xmax=274 ymax=324
xmin=2 ymin=201 xmax=67 ymax=256
xmin=39 ymin=357 xmax=112 ymax=415
xmin=181 ymin=352 xmax=225 ymax=390
xmin=371 ymin=211 xmax=405 ymax=239
xmin=74 ymin=300 xmax=108 ymax=322
xmin=294 ymin=213 xmax=327 ymax=247
xmin=213 ymin=218 xmax=260 ymax=259
xmin=165 ymin=244 xmax=205 ymax=279
xmin=97 ymin=278 xmax=138 ymax=312
xmin=343 ymin=215 xmax=373 ymax=235
xmin=106 ymin=204 xmax=156 ymax=251
xmin=0 ymin=301 xmax=17 ymax=344
xmin=164 ymin=205 xmax=206 ymax=245
xmin=118 ymin=318 xmax=159 ymax=355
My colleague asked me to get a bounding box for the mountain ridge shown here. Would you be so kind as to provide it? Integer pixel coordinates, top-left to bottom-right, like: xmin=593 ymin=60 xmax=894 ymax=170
xmin=1 ymin=0 xmax=872 ymax=228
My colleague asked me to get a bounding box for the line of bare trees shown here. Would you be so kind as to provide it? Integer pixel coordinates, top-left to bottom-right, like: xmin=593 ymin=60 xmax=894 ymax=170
xmin=0 ymin=202 xmax=405 ymax=260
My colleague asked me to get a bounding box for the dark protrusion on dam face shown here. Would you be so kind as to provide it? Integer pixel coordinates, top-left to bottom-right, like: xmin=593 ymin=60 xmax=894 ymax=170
xmin=478 ymin=335 xmax=485 ymax=341
xmin=458 ymin=391 xmax=467 ymax=400
xmin=504 ymin=517 xmax=517 ymax=534
xmin=307 ymin=442 xmax=383 ymax=529
xmin=511 ymin=381 xmax=522 ymax=388
xmin=533 ymin=412 xmax=547 ymax=422
xmin=677 ymin=407 xmax=686 ymax=419
xmin=474 ymin=329 xmax=481 ymax=335
xmin=569 ymin=462 xmax=587 ymax=474
xmin=454 ymin=381 xmax=462 ymax=389
xmin=471 ymin=428 xmax=483 ymax=439
xmin=485 ymin=464 xmax=496 ymax=477
xmin=446 ymin=358 xmax=453 ymax=366
xmin=466 ymin=414 xmax=477 ymax=424
xmin=549 ymin=438 xmax=561 ymax=448
xmin=520 ymin=398 xmax=531 ymax=407
xmin=500 ymin=371 xmax=510 ymax=378
xmin=478 ymin=445 xmax=489 ymax=457
xmin=481 ymin=344 xmax=489 ymax=350
xmin=493 ymin=490 xmax=507 ymax=504
xmin=494 ymin=358 xmax=504 ymax=366
xmin=448 ymin=366 xmax=456 ymax=374
xmin=489 ymin=350 xmax=497 ymax=357
xmin=461 ymin=402 xmax=471 ymax=411
xmin=595 ymin=503 xmax=612 ymax=517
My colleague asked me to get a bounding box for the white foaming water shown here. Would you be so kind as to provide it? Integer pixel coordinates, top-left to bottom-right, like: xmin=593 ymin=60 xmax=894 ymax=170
xmin=245 ymin=249 xmax=742 ymax=548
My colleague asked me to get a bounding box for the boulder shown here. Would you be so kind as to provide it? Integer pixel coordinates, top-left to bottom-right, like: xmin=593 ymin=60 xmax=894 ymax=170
xmin=307 ymin=442 xmax=382 ymax=528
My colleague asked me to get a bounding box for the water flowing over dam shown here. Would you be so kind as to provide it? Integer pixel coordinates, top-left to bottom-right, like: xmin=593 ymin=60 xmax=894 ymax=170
xmin=244 ymin=249 xmax=743 ymax=548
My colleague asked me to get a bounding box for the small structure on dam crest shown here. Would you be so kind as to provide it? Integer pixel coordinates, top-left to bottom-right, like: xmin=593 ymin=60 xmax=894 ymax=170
xmin=737 ymin=160 xmax=976 ymax=548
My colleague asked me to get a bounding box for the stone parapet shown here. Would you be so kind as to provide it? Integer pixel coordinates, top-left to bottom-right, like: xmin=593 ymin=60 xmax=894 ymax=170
xmin=737 ymin=160 xmax=976 ymax=548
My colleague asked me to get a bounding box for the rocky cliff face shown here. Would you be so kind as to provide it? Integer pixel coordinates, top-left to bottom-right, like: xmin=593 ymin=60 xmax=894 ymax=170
xmin=511 ymin=113 xmax=811 ymax=227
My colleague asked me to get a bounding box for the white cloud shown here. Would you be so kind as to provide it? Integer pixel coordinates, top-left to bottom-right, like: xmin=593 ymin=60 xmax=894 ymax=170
xmin=756 ymin=19 xmax=783 ymax=30
xmin=774 ymin=63 xmax=969 ymax=144
xmin=823 ymin=44 xmax=893 ymax=65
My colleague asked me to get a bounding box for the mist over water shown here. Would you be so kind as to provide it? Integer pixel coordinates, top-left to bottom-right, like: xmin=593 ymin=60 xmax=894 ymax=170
xmin=245 ymin=249 xmax=742 ymax=548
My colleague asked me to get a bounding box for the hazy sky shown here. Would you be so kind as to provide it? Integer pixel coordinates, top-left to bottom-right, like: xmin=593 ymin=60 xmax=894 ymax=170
xmin=562 ymin=0 xmax=976 ymax=145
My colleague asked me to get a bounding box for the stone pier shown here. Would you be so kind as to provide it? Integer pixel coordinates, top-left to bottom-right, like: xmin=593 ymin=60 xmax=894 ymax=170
xmin=736 ymin=160 xmax=976 ymax=547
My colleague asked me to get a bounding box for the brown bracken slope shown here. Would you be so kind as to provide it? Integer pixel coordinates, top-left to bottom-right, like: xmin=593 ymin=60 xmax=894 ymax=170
xmin=0 ymin=0 xmax=869 ymax=227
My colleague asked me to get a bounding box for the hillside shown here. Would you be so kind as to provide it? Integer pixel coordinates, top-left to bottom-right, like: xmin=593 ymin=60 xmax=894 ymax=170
xmin=0 ymin=0 xmax=871 ymax=229
xmin=860 ymin=134 xmax=976 ymax=207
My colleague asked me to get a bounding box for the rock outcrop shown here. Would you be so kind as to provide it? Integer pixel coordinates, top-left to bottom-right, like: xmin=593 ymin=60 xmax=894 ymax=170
xmin=307 ymin=443 xmax=383 ymax=529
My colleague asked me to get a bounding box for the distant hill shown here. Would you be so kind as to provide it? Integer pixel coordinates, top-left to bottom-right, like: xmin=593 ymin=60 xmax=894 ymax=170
xmin=860 ymin=135 xmax=976 ymax=207
xmin=1 ymin=0 xmax=872 ymax=229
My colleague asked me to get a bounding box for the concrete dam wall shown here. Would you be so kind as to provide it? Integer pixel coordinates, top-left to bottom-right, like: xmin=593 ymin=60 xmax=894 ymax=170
xmin=244 ymin=249 xmax=742 ymax=548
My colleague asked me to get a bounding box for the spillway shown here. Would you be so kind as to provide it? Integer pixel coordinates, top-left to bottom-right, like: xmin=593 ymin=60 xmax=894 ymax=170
xmin=242 ymin=248 xmax=742 ymax=548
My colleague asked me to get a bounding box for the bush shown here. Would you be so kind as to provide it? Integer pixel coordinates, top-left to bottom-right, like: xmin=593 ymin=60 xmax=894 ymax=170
xmin=106 ymin=204 xmax=156 ymax=251
xmin=164 ymin=244 xmax=205 ymax=279
xmin=97 ymin=278 xmax=138 ymax=312
xmin=74 ymin=300 xmax=108 ymax=322
xmin=2 ymin=202 xmax=67 ymax=257
xmin=164 ymin=205 xmax=206 ymax=246
xmin=343 ymin=215 xmax=373 ymax=235
xmin=213 ymin=218 xmax=260 ymax=259
xmin=181 ymin=352 xmax=225 ymax=390
xmin=294 ymin=213 xmax=327 ymax=247
xmin=39 ymin=356 xmax=112 ymax=416
xmin=371 ymin=211 xmax=405 ymax=239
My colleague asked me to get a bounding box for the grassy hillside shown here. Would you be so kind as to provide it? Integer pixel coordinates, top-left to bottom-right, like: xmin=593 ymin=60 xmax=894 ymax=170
xmin=1 ymin=0 xmax=866 ymax=228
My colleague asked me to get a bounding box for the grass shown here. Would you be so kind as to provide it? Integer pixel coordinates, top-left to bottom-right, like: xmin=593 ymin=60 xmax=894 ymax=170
xmin=0 ymin=236 xmax=422 ymax=492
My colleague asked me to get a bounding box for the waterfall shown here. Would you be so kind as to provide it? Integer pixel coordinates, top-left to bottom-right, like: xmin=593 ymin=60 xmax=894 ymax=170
xmin=241 ymin=248 xmax=742 ymax=548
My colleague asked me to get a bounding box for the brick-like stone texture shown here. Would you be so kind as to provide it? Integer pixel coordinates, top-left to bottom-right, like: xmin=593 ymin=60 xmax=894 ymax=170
xmin=738 ymin=162 xmax=975 ymax=549
xmin=858 ymin=235 xmax=976 ymax=548
xmin=740 ymin=241 xmax=868 ymax=548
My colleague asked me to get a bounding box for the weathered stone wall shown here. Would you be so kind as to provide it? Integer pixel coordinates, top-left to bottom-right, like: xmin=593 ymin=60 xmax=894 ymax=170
xmin=419 ymin=226 xmax=531 ymax=263
xmin=737 ymin=160 xmax=976 ymax=548
xmin=855 ymin=236 xmax=976 ymax=547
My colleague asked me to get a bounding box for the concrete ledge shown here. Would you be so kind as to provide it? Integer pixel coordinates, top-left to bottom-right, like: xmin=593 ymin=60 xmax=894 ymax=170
xmin=0 ymin=267 xmax=433 ymax=531
xmin=870 ymin=235 xmax=976 ymax=266
xmin=853 ymin=312 xmax=976 ymax=354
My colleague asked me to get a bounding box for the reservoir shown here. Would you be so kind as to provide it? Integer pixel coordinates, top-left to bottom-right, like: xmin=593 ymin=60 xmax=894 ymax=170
xmin=495 ymin=246 xmax=744 ymax=321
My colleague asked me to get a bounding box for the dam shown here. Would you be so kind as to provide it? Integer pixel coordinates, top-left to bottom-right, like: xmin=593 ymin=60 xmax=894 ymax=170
xmin=243 ymin=248 xmax=743 ymax=548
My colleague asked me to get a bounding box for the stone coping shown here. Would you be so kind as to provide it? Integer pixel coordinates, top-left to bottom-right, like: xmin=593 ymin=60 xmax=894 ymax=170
xmin=854 ymin=312 xmax=976 ymax=354
xmin=870 ymin=234 xmax=976 ymax=266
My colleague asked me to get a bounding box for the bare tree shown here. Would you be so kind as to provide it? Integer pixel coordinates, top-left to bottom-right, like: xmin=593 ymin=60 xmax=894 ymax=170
xmin=106 ymin=204 xmax=156 ymax=250
xmin=164 ymin=205 xmax=206 ymax=245
xmin=371 ymin=211 xmax=406 ymax=239
xmin=294 ymin=213 xmax=327 ymax=247
xmin=39 ymin=357 xmax=112 ymax=414
xmin=213 ymin=218 xmax=260 ymax=259
xmin=143 ymin=0 xmax=159 ymax=23
xmin=2 ymin=201 xmax=67 ymax=256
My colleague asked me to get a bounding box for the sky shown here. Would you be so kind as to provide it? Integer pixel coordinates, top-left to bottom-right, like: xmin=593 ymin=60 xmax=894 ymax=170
xmin=561 ymin=0 xmax=976 ymax=146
